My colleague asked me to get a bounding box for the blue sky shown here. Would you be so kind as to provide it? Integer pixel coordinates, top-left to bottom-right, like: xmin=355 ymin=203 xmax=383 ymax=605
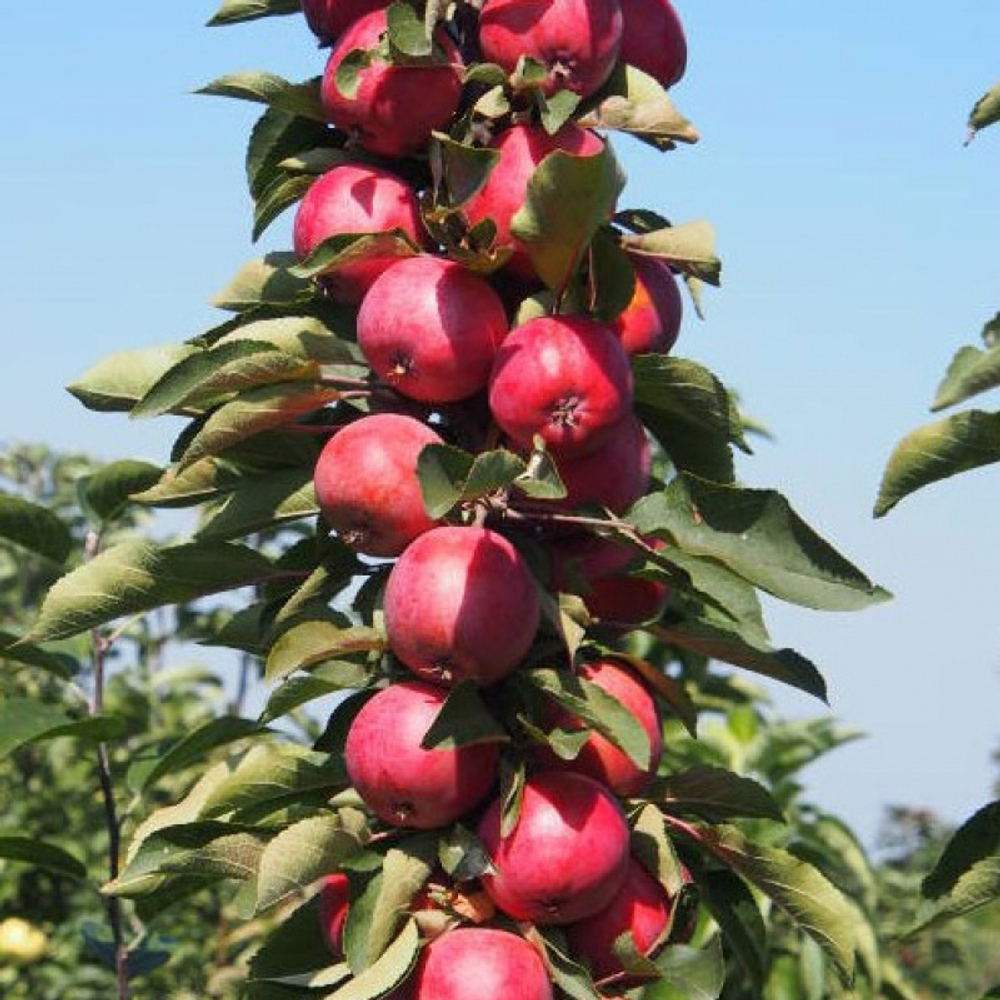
xmin=2 ymin=1 xmax=999 ymax=848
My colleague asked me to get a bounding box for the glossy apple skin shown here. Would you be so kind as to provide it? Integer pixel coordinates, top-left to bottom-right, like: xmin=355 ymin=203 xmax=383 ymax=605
xmin=612 ymin=254 xmax=683 ymax=356
xmin=320 ymin=9 xmax=463 ymax=157
xmin=414 ymin=928 xmax=553 ymax=1000
xmin=293 ymin=163 xmax=425 ymax=304
xmin=384 ymin=527 xmax=540 ymax=687
xmin=314 ymin=413 xmax=442 ymax=557
xmin=478 ymin=770 xmax=631 ymax=924
xmin=319 ymin=873 xmax=351 ymax=955
xmin=565 ymin=857 xmax=674 ymax=982
xmin=489 ymin=315 xmax=634 ymax=457
xmin=478 ymin=0 xmax=623 ymax=99
xmin=301 ymin=0 xmax=391 ymax=45
xmin=551 ymin=414 xmax=651 ymax=514
xmin=357 ymin=256 xmax=509 ymax=403
xmin=344 ymin=680 xmax=500 ymax=828
xmin=538 ymin=658 xmax=662 ymax=796
xmin=619 ymin=0 xmax=687 ymax=89
xmin=463 ymin=124 xmax=604 ymax=279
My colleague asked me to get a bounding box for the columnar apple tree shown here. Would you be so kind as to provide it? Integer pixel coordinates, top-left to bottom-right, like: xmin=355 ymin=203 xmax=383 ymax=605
xmin=21 ymin=0 xmax=891 ymax=996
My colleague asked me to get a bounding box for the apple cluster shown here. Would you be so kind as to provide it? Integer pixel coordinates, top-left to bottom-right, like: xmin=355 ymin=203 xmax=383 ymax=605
xmin=288 ymin=0 xmax=694 ymax=994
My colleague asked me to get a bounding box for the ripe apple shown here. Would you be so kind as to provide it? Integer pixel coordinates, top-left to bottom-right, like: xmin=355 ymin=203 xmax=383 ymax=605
xmin=301 ymin=0 xmax=391 ymax=46
xmin=344 ymin=680 xmax=500 ymax=828
xmin=477 ymin=770 xmax=631 ymax=924
xmin=619 ymin=0 xmax=687 ymax=90
xmin=565 ymin=857 xmax=674 ymax=983
xmin=537 ymin=658 xmax=663 ymax=796
xmin=314 ymin=413 xmax=442 ymax=557
xmin=292 ymin=162 xmax=426 ymax=304
xmin=478 ymin=0 xmax=623 ymax=99
xmin=414 ymin=927 xmax=553 ymax=1000
xmin=320 ymin=9 xmax=463 ymax=158
xmin=550 ymin=414 xmax=651 ymax=514
xmin=319 ymin=872 xmax=351 ymax=955
xmin=357 ymin=256 xmax=509 ymax=403
xmin=611 ymin=254 xmax=683 ymax=356
xmin=489 ymin=314 xmax=634 ymax=457
xmin=583 ymin=572 xmax=670 ymax=626
xmin=463 ymin=123 xmax=604 ymax=278
xmin=384 ymin=526 xmax=540 ymax=686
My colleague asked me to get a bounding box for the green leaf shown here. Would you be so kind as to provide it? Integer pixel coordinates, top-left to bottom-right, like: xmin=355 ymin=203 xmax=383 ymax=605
xmin=177 ymin=383 xmax=340 ymax=469
xmin=132 ymin=340 xmax=316 ymax=419
xmin=207 ymin=0 xmax=300 ymax=26
xmin=212 ymin=252 xmax=314 ymax=312
xmin=0 ymin=698 xmax=127 ymax=759
xmin=579 ymin=64 xmax=699 ymax=147
xmin=512 ymin=143 xmax=627 ymax=295
xmin=196 ymin=467 xmax=318 ymax=539
xmin=438 ymin=825 xmax=493 ymax=882
xmin=621 ymin=222 xmax=721 ymax=286
xmin=140 ymin=716 xmax=263 ymax=792
xmin=290 ymin=230 xmax=420 ymax=280
xmin=202 ymin=743 xmax=353 ymax=819
xmin=254 ymin=172 xmax=316 ymax=241
xmin=386 ymin=1 xmax=432 ymax=57
xmin=329 ymin=918 xmax=421 ymax=1000
xmin=419 ymin=681 xmax=509 ymax=749
xmin=633 ymin=355 xmax=745 ymax=483
xmin=416 ymin=444 xmax=526 ymax=519
xmin=247 ymin=106 xmax=335 ymax=200
xmin=78 ymin=460 xmax=162 ymax=525
xmin=363 ymin=838 xmax=436 ymax=964
xmin=631 ymin=474 xmax=888 ymax=611
xmin=266 ymin=621 xmax=385 ymax=682
xmin=696 ymin=870 xmax=767 ymax=991
xmin=248 ymin=895 xmax=331 ymax=983
xmin=0 ymin=836 xmax=87 ymax=880
xmin=645 ymin=937 xmax=726 ymax=1000
xmin=526 ymin=667 xmax=652 ymax=771
xmin=874 ymin=410 xmax=1000 ymax=516
xmin=0 ymin=493 xmax=73 ymax=564
xmin=699 ymin=825 xmax=857 ymax=984
xmin=535 ymin=928 xmax=602 ymax=1000
xmin=26 ymin=540 xmax=275 ymax=642
xmin=198 ymin=72 xmax=328 ymax=122
xmin=429 ymin=134 xmax=501 ymax=210
xmin=68 ymin=343 xmax=198 ymax=412
xmin=654 ymin=765 xmax=784 ymax=822
xmin=923 ymin=800 xmax=1000 ymax=899
xmin=932 ymin=330 xmax=1000 ymax=410
xmin=259 ymin=663 xmax=370 ymax=724
xmin=107 ymin=821 xmax=268 ymax=897
xmin=256 ymin=814 xmax=366 ymax=913
xmin=650 ymin=619 xmax=827 ymax=701
xmin=0 ymin=631 xmax=76 ymax=678
xmin=968 ymin=80 xmax=1000 ymax=140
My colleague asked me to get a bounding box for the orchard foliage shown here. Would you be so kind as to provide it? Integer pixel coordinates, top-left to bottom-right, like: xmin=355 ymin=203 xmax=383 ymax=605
xmin=0 ymin=1 xmax=910 ymax=998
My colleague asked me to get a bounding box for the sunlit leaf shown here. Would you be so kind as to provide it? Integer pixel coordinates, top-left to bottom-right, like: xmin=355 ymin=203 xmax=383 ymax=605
xmin=874 ymin=410 xmax=1000 ymax=516
xmin=207 ymin=0 xmax=300 ymax=26
xmin=198 ymin=71 xmax=328 ymax=122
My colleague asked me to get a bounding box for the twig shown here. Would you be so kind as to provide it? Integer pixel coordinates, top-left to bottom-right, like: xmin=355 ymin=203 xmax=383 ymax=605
xmin=85 ymin=529 xmax=130 ymax=1000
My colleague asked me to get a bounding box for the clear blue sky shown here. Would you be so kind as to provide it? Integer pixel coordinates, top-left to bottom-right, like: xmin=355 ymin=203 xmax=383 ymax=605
xmin=2 ymin=1 xmax=999 ymax=849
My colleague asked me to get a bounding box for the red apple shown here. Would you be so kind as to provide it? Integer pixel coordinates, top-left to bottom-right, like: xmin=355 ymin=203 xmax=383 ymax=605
xmin=565 ymin=857 xmax=674 ymax=982
xmin=320 ymin=9 xmax=463 ymax=158
xmin=319 ymin=872 xmax=351 ymax=955
xmin=477 ymin=770 xmax=631 ymax=924
xmin=463 ymin=124 xmax=604 ymax=278
xmin=414 ymin=928 xmax=553 ymax=1000
xmin=478 ymin=0 xmax=623 ymax=99
xmin=551 ymin=414 xmax=651 ymax=514
xmin=539 ymin=658 xmax=662 ymax=796
xmin=489 ymin=314 xmax=634 ymax=457
xmin=344 ymin=680 xmax=500 ymax=828
xmin=384 ymin=526 xmax=540 ymax=686
xmin=584 ymin=573 xmax=671 ymax=626
xmin=293 ymin=162 xmax=426 ymax=304
xmin=619 ymin=0 xmax=687 ymax=90
xmin=612 ymin=254 xmax=683 ymax=356
xmin=549 ymin=533 xmax=637 ymax=590
xmin=357 ymin=256 xmax=509 ymax=403
xmin=314 ymin=413 xmax=442 ymax=557
xmin=302 ymin=0 xmax=391 ymax=46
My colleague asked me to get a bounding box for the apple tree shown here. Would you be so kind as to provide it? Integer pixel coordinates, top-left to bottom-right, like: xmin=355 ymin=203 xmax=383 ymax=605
xmin=8 ymin=1 xmax=906 ymax=998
